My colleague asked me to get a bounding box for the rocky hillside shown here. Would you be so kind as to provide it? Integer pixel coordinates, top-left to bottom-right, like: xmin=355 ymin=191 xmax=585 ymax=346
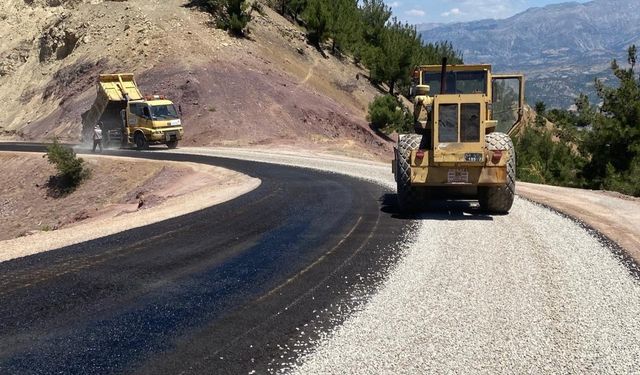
xmin=0 ymin=0 xmax=390 ymax=158
xmin=420 ymin=0 xmax=640 ymax=108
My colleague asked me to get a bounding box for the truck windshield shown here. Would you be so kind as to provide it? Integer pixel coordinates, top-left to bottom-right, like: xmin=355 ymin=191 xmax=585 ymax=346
xmin=423 ymin=70 xmax=487 ymax=95
xmin=150 ymin=104 xmax=179 ymax=120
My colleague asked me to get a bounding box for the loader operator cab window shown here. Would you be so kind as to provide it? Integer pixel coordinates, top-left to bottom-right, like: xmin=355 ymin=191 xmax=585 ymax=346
xmin=423 ymin=71 xmax=487 ymax=95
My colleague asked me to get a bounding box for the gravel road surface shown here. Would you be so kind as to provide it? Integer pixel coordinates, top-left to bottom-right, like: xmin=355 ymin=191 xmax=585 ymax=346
xmin=291 ymin=199 xmax=640 ymax=374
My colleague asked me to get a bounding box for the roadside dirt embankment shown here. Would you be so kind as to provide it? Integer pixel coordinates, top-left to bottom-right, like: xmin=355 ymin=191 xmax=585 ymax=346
xmin=0 ymin=152 xmax=260 ymax=262
xmin=517 ymin=182 xmax=640 ymax=256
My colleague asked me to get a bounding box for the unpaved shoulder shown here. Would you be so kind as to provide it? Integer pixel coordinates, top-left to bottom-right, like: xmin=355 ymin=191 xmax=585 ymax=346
xmin=0 ymin=152 xmax=260 ymax=263
xmin=517 ymin=182 xmax=640 ymax=256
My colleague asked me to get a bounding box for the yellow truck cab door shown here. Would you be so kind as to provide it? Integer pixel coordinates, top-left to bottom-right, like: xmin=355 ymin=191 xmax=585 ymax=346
xmin=491 ymin=74 xmax=525 ymax=136
xmin=127 ymin=102 xmax=151 ymax=128
xmin=141 ymin=105 xmax=153 ymax=128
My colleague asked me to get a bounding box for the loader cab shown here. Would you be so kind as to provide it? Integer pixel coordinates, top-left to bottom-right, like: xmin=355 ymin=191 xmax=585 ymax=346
xmin=394 ymin=63 xmax=525 ymax=214
xmin=411 ymin=64 xmax=524 ymax=164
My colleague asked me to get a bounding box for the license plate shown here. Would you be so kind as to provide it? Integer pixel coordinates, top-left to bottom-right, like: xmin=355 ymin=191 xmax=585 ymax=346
xmin=448 ymin=169 xmax=469 ymax=184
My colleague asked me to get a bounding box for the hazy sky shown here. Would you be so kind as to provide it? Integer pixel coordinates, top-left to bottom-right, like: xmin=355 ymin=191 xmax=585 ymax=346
xmin=387 ymin=0 xmax=591 ymax=24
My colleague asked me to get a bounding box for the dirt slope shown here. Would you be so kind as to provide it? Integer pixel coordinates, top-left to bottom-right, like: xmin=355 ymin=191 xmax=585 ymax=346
xmin=0 ymin=0 xmax=390 ymax=158
xmin=0 ymin=151 xmax=245 ymax=241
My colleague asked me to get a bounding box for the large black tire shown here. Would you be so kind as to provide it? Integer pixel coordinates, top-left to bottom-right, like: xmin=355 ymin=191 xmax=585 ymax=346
xmin=478 ymin=132 xmax=516 ymax=214
xmin=166 ymin=140 xmax=178 ymax=149
xmin=134 ymin=132 xmax=148 ymax=150
xmin=396 ymin=134 xmax=424 ymax=213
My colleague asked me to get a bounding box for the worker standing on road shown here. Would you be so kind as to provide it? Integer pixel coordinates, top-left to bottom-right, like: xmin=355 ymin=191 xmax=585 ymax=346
xmin=92 ymin=123 xmax=103 ymax=153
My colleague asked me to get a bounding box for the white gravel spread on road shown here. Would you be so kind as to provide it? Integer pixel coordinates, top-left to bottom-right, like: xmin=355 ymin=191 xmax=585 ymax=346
xmin=173 ymin=147 xmax=640 ymax=374
xmin=289 ymin=200 xmax=640 ymax=374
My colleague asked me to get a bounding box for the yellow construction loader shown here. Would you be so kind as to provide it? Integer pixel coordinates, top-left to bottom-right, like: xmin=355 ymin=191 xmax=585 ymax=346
xmin=393 ymin=59 xmax=524 ymax=213
xmin=82 ymin=74 xmax=184 ymax=149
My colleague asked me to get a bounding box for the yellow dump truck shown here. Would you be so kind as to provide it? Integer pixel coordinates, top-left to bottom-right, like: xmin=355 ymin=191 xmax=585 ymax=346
xmin=82 ymin=74 xmax=184 ymax=149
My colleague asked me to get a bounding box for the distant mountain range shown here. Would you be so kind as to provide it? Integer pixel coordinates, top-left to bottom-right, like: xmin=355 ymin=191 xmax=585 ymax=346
xmin=419 ymin=0 xmax=640 ymax=109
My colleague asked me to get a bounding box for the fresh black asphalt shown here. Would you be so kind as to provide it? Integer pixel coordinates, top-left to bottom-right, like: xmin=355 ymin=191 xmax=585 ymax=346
xmin=0 ymin=144 xmax=410 ymax=374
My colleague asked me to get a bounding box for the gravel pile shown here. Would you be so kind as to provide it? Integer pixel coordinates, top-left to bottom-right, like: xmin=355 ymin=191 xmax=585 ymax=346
xmin=175 ymin=147 xmax=640 ymax=373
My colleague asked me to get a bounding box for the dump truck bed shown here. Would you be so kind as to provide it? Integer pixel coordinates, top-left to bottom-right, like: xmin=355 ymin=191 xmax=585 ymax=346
xmin=97 ymin=74 xmax=143 ymax=102
xmin=81 ymin=74 xmax=144 ymax=141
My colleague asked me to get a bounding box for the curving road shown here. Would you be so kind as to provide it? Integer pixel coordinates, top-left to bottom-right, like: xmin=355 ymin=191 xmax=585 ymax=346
xmin=2 ymin=144 xmax=640 ymax=374
xmin=0 ymin=143 xmax=409 ymax=374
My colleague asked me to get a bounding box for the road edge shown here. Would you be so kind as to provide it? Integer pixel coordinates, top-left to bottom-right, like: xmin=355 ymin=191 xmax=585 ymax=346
xmin=518 ymin=196 xmax=640 ymax=281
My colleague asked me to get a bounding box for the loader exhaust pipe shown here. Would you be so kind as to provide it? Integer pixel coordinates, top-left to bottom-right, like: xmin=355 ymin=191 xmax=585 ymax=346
xmin=440 ymin=57 xmax=448 ymax=95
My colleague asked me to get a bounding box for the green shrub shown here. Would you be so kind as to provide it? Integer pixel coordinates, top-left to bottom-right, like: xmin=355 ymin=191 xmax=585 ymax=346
xmin=514 ymin=126 xmax=586 ymax=187
xmin=251 ymin=1 xmax=265 ymax=16
xmin=45 ymin=139 xmax=90 ymax=196
xmin=603 ymin=159 xmax=640 ymax=196
xmin=367 ymin=94 xmax=413 ymax=133
xmin=188 ymin=0 xmax=252 ymax=36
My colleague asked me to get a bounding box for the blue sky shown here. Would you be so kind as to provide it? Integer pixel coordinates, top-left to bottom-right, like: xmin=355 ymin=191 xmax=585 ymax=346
xmin=387 ymin=0 xmax=590 ymax=24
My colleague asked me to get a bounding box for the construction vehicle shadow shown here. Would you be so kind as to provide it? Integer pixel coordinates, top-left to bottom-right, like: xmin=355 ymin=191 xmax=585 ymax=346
xmin=380 ymin=193 xmax=494 ymax=221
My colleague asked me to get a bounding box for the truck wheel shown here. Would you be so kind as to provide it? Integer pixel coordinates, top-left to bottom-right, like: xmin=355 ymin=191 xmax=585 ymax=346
xmin=134 ymin=133 xmax=148 ymax=150
xmin=166 ymin=140 xmax=178 ymax=149
xmin=478 ymin=132 xmax=516 ymax=214
xmin=396 ymin=134 xmax=424 ymax=213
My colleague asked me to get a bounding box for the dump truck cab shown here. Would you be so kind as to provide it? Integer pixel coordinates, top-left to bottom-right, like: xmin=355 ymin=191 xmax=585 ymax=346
xmin=82 ymin=73 xmax=184 ymax=149
xmin=121 ymin=96 xmax=184 ymax=149
xmin=393 ymin=60 xmax=524 ymax=214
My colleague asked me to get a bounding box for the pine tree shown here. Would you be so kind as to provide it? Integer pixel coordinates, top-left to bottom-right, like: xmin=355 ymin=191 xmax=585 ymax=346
xmin=302 ymin=0 xmax=331 ymax=48
xmin=272 ymin=0 xmax=308 ymax=21
xmin=534 ymin=101 xmax=546 ymax=128
xmin=360 ymin=0 xmax=391 ymax=48
xmin=357 ymin=0 xmax=391 ymax=66
xmin=327 ymin=0 xmax=360 ymax=55
xmin=369 ymin=18 xmax=417 ymax=94
xmin=583 ymin=45 xmax=640 ymax=194
xmin=187 ymin=0 xmax=252 ymax=36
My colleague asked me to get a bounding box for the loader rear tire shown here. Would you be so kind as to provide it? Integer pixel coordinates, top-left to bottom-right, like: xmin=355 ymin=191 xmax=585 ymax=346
xmin=478 ymin=132 xmax=515 ymax=214
xmin=396 ymin=134 xmax=424 ymax=213
xmin=166 ymin=140 xmax=178 ymax=149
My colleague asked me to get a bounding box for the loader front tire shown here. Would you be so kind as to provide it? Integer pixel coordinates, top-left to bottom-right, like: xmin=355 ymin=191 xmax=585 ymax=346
xmin=396 ymin=134 xmax=423 ymax=213
xmin=478 ymin=132 xmax=515 ymax=214
xmin=134 ymin=133 xmax=148 ymax=150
